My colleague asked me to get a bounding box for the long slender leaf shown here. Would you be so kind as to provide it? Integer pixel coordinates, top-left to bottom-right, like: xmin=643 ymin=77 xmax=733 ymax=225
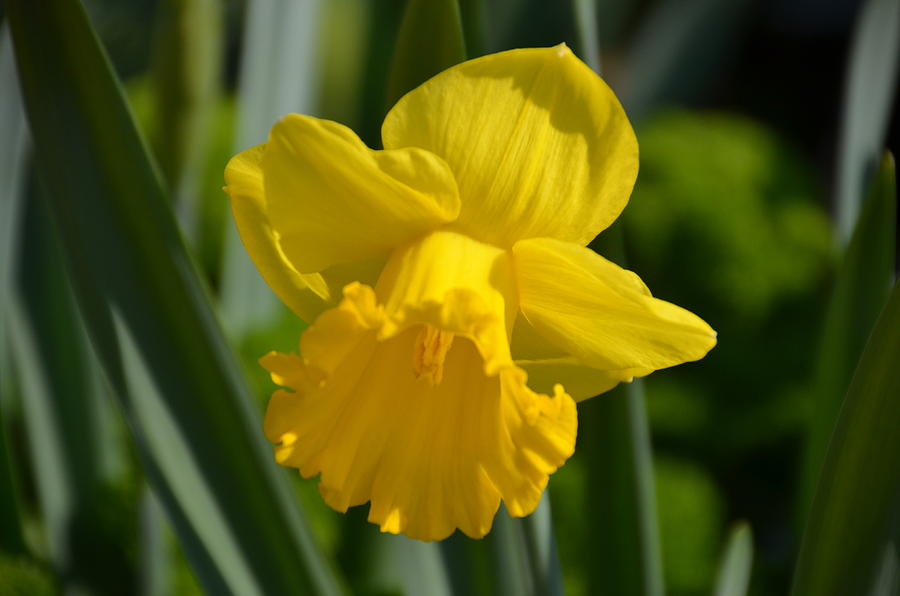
xmin=8 ymin=195 xmax=130 ymax=592
xmin=799 ymin=153 xmax=896 ymax=519
xmin=712 ymin=523 xmax=753 ymax=596
xmin=0 ymin=23 xmax=28 ymax=557
xmin=519 ymin=494 xmax=564 ymax=596
xmin=616 ymin=0 xmax=752 ymax=122
xmin=148 ymin=0 xmax=223 ymax=241
xmin=385 ymin=0 xmax=467 ymax=108
xmin=581 ymin=380 xmax=665 ymax=596
xmin=572 ymin=0 xmax=600 ymax=72
xmin=219 ymin=0 xmax=322 ymax=337
xmin=791 ymin=277 xmax=900 ymax=595
xmin=576 ymin=7 xmax=665 ymax=588
xmin=6 ymin=1 xmax=342 ymax=594
xmin=0 ymin=399 xmax=23 ymax=556
xmin=138 ymin=485 xmax=170 ymax=596
xmin=575 ymin=236 xmax=664 ymax=594
xmin=352 ymin=0 xmax=404 ymax=148
xmin=834 ymin=0 xmax=900 ymax=243
xmin=458 ymin=0 xmax=488 ymax=58
xmin=868 ymin=541 xmax=899 ymax=596
xmin=371 ymin=535 xmax=452 ymax=596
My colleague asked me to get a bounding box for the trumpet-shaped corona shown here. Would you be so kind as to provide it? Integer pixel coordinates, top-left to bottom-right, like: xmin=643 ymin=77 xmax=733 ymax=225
xmin=224 ymin=44 xmax=716 ymax=541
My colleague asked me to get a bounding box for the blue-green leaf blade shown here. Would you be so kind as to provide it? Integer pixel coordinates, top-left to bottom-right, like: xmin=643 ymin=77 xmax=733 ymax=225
xmin=8 ymin=195 xmax=127 ymax=590
xmin=799 ymin=150 xmax=896 ymax=518
xmin=712 ymin=523 xmax=753 ymax=596
xmin=577 ymin=6 xmax=665 ymax=584
xmin=6 ymin=0 xmax=342 ymax=593
xmin=834 ymin=0 xmax=900 ymax=242
xmin=386 ymin=0 xmax=467 ymax=107
xmin=0 ymin=23 xmax=28 ymax=558
xmin=791 ymin=174 xmax=900 ymax=594
xmin=219 ymin=0 xmax=321 ymax=337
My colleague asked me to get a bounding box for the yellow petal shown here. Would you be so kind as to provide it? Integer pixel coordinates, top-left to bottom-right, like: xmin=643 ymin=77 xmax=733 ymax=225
xmin=514 ymin=237 xmax=717 ymax=372
xmin=262 ymin=114 xmax=460 ymax=273
xmin=517 ymin=356 xmax=650 ymax=402
xmin=224 ymin=144 xmax=332 ymax=322
xmin=261 ymin=230 xmax=577 ymax=541
xmin=510 ymin=310 xmax=651 ymax=401
xmin=382 ymin=44 xmax=638 ymax=247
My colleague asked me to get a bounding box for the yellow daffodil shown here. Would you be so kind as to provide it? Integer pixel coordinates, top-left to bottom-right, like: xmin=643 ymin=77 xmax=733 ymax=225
xmin=224 ymin=44 xmax=716 ymax=542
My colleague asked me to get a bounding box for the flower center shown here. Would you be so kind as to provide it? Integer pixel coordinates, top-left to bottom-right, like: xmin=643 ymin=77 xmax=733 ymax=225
xmin=413 ymin=324 xmax=455 ymax=385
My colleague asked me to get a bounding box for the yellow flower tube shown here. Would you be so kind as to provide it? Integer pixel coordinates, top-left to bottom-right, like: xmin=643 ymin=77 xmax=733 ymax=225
xmin=224 ymin=44 xmax=716 ymax=541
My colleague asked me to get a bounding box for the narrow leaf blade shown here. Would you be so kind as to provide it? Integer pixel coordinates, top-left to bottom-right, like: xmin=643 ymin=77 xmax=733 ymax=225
xmin=712 ymin=523 xmax=753 ymax=596
xmin=386 ymin=0 xmax=466 ymax=107
xmin=6 ymin=1 xmax=341 ymax=593
xmin=792 ymin=178 xmax=900 ymax=594
xmin=0 ymin=23 xmax=28 ymax=557
xmin=800 ymin=150 xmax=896 ymax=518
xmin=834 ymin=0 xmax=900 ymax=242
xmin=219 ymin=0 xmax=322 ymax=337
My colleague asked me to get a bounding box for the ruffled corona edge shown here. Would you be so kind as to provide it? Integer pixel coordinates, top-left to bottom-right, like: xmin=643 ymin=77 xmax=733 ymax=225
xmin=261 ymin=282 xmax=577 ymax=542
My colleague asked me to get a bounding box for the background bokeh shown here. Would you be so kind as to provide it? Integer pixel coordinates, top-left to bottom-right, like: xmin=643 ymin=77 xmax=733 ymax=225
xmin=1 ymin=0 xmax=898 ymax=595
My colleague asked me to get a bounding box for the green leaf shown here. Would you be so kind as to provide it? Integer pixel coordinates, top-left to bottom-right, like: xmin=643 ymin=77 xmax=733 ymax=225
xmin=712 ymin=523 xmax=753 ymax=596
xmin=8 ymin=195 xmax=130 ymax=591
xmin=6 ymin=1 xmax=342 ymax=594
xmin=572 ymin=0 xmax=600 ymax=72
xmin=616 ymin=0 xmax=752 ymax=122
xmin=867 ymin=542 xmax=899 ymax=596
xmin=0 ymin=402 xmax=23 ymax=556
xmin=147 ymin=0 xmax=223 ymax=241
xmin=458 ymin=0 xmax=488 ymax=58
xmin=519 ymin=495 xmax=564 ymax=596
xmin=138 ymin=485 xmax=170 ymax=596
xmin=386 ymin=0 xmax=466 ymax=107
xmin=219 ymin=0 xmax=320 ymax=337
xmin=0 ymin=25 xmax=28 ymax=358
xmin=799 ymin=153 xmax=896 ymax=519
xmin=580 ymin=381 xmax=665 ymax=596
xmin=834 ymin=0 xmax=900 ymax=242
xmin=573 ymin=11 xmax=665 ymax=591
xmin=791 ymin=270 xmax=900 ymax=594
xmin=371 ymin=535 xmax=453 ymax=596
xmin=0 ymin=23 xmax=28 ymax=557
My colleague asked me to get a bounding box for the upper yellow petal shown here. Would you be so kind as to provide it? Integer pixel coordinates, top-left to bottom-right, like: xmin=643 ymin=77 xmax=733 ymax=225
xmin=224 ymin=143 xmax=389 ymax=322
xmin=261 ymin=114 xmax=460 ymax=273
xmin=513 ymin=237 xmax=717 ymax=372
xmin=224 ymin=143 xmax=331 ymax=322
xmin=382 ymin=44 xmax=638 ymax=247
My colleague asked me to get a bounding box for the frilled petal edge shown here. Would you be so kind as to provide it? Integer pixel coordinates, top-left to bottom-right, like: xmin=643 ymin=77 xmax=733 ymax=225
xmin=261 ymin=230 xmax=578 ymax=541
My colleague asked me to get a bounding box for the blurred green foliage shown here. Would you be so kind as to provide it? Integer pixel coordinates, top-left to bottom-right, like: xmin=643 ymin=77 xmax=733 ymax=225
xmin=627 ymin=112 xmax=833 ymax=456
xmin=618 ymin=110 xmax=835 ymax=594
xmin=0 ymin=554 xmax=54 ymax=596
xmin=625 ymin=111 xmax=833 ymax=324
xmin=655 ymin=457 xmax=723 ymax=595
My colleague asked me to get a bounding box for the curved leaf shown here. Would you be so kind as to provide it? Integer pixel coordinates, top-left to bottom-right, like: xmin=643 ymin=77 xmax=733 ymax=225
xmin=834 ymin=0 xmax=900 ymax=242
xmin=6 ymin=0 xmax=342 ymax=593
xmin=792 ymin=273 xmax=900 ymax=595
xmin=386 ymin=0 xmax=466 ymax=107
xmin=712 ymin=523 xmax=753 ymax=596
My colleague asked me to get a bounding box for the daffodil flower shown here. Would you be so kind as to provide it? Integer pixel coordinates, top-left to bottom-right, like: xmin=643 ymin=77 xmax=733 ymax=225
xmin=224 ymin=44 xmax=716 ymax=542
